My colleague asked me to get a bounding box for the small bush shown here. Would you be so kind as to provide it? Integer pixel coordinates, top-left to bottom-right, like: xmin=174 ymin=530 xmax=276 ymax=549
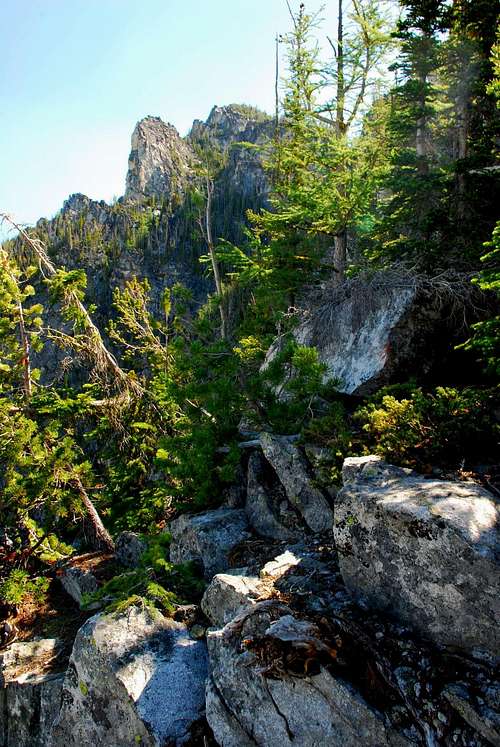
xmin=355 ymin=385 xmax=500 ymax=470
xmin=0 ymin=569 xmax=50 ymax=609
xmin=302 ymin=401 xmax=355 ymax=484
xmin=83 ymin=533 xmax=205 ymax=614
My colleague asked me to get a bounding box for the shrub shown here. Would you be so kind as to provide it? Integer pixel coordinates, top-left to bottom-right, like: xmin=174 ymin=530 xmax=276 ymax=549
xmin=355 ymin=385 xmax=500 ymax=470
xmin=0 ymin=569 xmax=50 ymax=609
xmin=83 ymin=533 xmax=205 ymax=614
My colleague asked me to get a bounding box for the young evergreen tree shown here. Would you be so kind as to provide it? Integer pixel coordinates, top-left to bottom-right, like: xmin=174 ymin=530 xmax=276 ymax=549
xmin=365 ymin=1 xmax=499 ymax=267
xmin=218 ymin=2 xmax=392 ymax=328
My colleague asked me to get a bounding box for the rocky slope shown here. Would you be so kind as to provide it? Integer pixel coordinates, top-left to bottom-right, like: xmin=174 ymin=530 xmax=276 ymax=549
xmin=2 ymin=102 xmax=498 ymax=746
xmin=3 ymin=449 xmax=499 ymax=746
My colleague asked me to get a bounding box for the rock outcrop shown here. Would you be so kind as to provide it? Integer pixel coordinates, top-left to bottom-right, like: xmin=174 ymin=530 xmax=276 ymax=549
xmin=265 ymin=271 xmax=477 ymax=395
xmin=201 ymin=572 xmax=265 ymax=627
xmin=334 ymin=456 xmax=500 ymax=660
xmin=115 ymin=531 xmax=147 ymax=568
xmin=168 ymin=506 xmax=251 ymax=578
xmin=0 ymin=639 xmax=65 ymax=747
xmin=125 ymin=116 xmax=194 ymax=201
xmin=206 ymin=607 xmax=413 ymax=747
xmin=259 ymin=433 xmax=334 ymax=533
xmin=59 ymin=566 xmax=98 ymax=608
xmin=245 ymin=451 xmax=302 ymax=540
xmin=50 ymin=608 xmax=208 ymax=747
xmin=23 ymin=104 xmax=274 ymax=384
xmin=200 ymin=550 xmax=302 ymax=628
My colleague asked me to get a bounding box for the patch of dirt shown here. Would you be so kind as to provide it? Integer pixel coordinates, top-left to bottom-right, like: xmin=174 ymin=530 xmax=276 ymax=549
xmin=56 ymin=551 xmax=118 ymax=581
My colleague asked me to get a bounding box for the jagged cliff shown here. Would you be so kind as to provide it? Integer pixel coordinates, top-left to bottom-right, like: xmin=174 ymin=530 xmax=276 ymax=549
xmin=18 ymin=104 xmax=273 ymax=377
xmin=125 ymin=116 xmax=195 ymax=201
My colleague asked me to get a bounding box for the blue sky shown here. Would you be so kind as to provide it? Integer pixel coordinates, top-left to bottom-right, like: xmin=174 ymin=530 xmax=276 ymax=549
xmin=0 ymin=0 xmax=337 ymax=241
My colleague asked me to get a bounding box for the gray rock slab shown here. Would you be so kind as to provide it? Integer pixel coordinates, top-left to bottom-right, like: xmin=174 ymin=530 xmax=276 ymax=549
xmin=246 ymin=451 xmax=302 ymax=540
xmin=443 ymin=683 xmax=500 ymax=746
xmin=206 ymin=610 xmax=413 ymax=746
xmin=115 ymin=531 xmax=147 ymax=568
xmin=50 ymin=607 xmax=208 ymax=747
xmin=1 ymin=672 xmax=64 ymax=747
xmin=335 ymin=457 xmax=500 ymax=659
xmin=168 ymin=507 xmax=251 ymax=578
xmin=60 ymin=566 xmax=98 ymax=607
xmin=201 ymin=573 xmax=266 ymax=627
xmin=259 ymin=550 xmax=301 ymax=580
xmin=0 ymin=639 xmax=65 ymax=747
xmin=260 ymin=433 xmax=333 ymax=533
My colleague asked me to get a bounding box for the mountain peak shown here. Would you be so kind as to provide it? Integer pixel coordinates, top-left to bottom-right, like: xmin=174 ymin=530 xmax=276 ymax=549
xmin=125 ymin=116 xmax=194 ymax=201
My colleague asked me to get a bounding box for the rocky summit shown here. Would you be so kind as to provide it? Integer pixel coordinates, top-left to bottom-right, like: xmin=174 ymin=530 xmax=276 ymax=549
xmin=125 ymin=116 xmax=195 ymax=201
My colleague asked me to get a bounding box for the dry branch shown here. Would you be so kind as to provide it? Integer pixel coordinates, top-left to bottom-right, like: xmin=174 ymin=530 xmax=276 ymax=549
xmin=1 ymin=213 xmax=142 ymax=395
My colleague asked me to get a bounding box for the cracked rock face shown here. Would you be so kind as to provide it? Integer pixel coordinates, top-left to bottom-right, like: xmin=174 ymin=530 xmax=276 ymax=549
xmin=168 ymin=507 xmax=251 ymax=578
xmin=50 ymin=608 xmax=208 ymax=747
xmin=335 ymin=456 xmax=500 ymax=660
xmin=246 ymin=451 xmax=303 ymax=541
xmin=259 ymin=434 xmax=334 ymax=533
xmin=125 ymin=116 xmax=194 ymax=201
xmin=201 ymin=573 xmax=265 ymax=627
xmin=264 ymin=273 xmax=470 ymax=396
xmin=206 ymin=609 xmax=413 ymax=747
xmin=0 ymin=639 xmax=66 ymax=747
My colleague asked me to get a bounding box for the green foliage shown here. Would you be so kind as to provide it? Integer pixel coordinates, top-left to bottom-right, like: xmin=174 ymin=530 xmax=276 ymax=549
xmin=0 ymin=250 xmax=43 ymax=394
xmin=302 ymin=401 xmax=356 ymax=484
xmin=363 ymin=1 xmax=499 ymax=268
xmin=462 ymin=222 xmax=500 ymax=376
xmin=0 ymin=569 xmax=50 ymax=608
xmin=252 ymin=339 xmax=328 ymax=432
xmin=0 ymin=2 xmax=498 ymax=630
xmin=355 ymin=385 xmax=500 ymax=469
xmin=83 ymin=533 xmax=205 ymax=614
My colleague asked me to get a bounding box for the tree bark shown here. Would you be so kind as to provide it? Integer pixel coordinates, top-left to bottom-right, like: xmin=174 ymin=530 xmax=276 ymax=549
xmin=334 ymin=230 xmax=348 ymax=280
xmin=416 ymin=36 xmax=431 ymax=176
xmin=72 ymin=477 xmax=115 ymax=554
xmin=17 ymin=301 xmax=32 ymax=400
xmin=205 ymin=173 xmax=228 ymax=340
xmin=336 ymin=0 xmax=346 ymax=136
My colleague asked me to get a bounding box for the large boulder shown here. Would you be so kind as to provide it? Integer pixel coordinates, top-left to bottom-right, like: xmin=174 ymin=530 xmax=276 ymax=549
xmin=168 ymin=507 xmax=251 ymax=578
xmin=201 ymin=573 xmax=265 ymax=627
xmin=206 ymin=607 xmax=413 ymax=746
xmin=201 ymin=550 xmax=303 ymax=627
xmin=60 ymin=566 xmax=98 ymax=608
xmin=245 ymin=451 xmax=302 ymax=540
xmin=115 ymin=531 xmax=148 ymax=568
xmin=0 ymin=639 xmax=65 ymax=747
xmin=0 ymin=672 xmax=64 ymax=747
xmin=50 ymin=608 xmax=208 ymax=747
xmin=265 ymin=272 xmax=473 ymax=395
xmin=260 ymin=433 xmax=333 ymax=533
xmin=334 ymin=456 xmax=500 ymax=660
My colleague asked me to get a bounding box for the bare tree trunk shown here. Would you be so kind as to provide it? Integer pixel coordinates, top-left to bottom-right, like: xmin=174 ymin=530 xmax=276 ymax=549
xmin=275 ymin=33 xmax=280 ymax=135
xmin=72 ymin=477 xmax=115 ymax=554
xmin=333 ymin=0 xmax=347 ymax=280
xmin=415 ymin=112 xmax=428 ymax=174
xmin=336 ymin=0 xmax=346 ymax=136
xmin=334 ymin=230 xmax=347 ymax=280
xmin=456 ymin=94 xmax=468 ymax=217
xmin=205 ymin=174 xmax=228 ymax=340
xmin=416 ymin=37 xmax=430 ymax=176
xmin=273 ymin=32 xmax=282 ymax=185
